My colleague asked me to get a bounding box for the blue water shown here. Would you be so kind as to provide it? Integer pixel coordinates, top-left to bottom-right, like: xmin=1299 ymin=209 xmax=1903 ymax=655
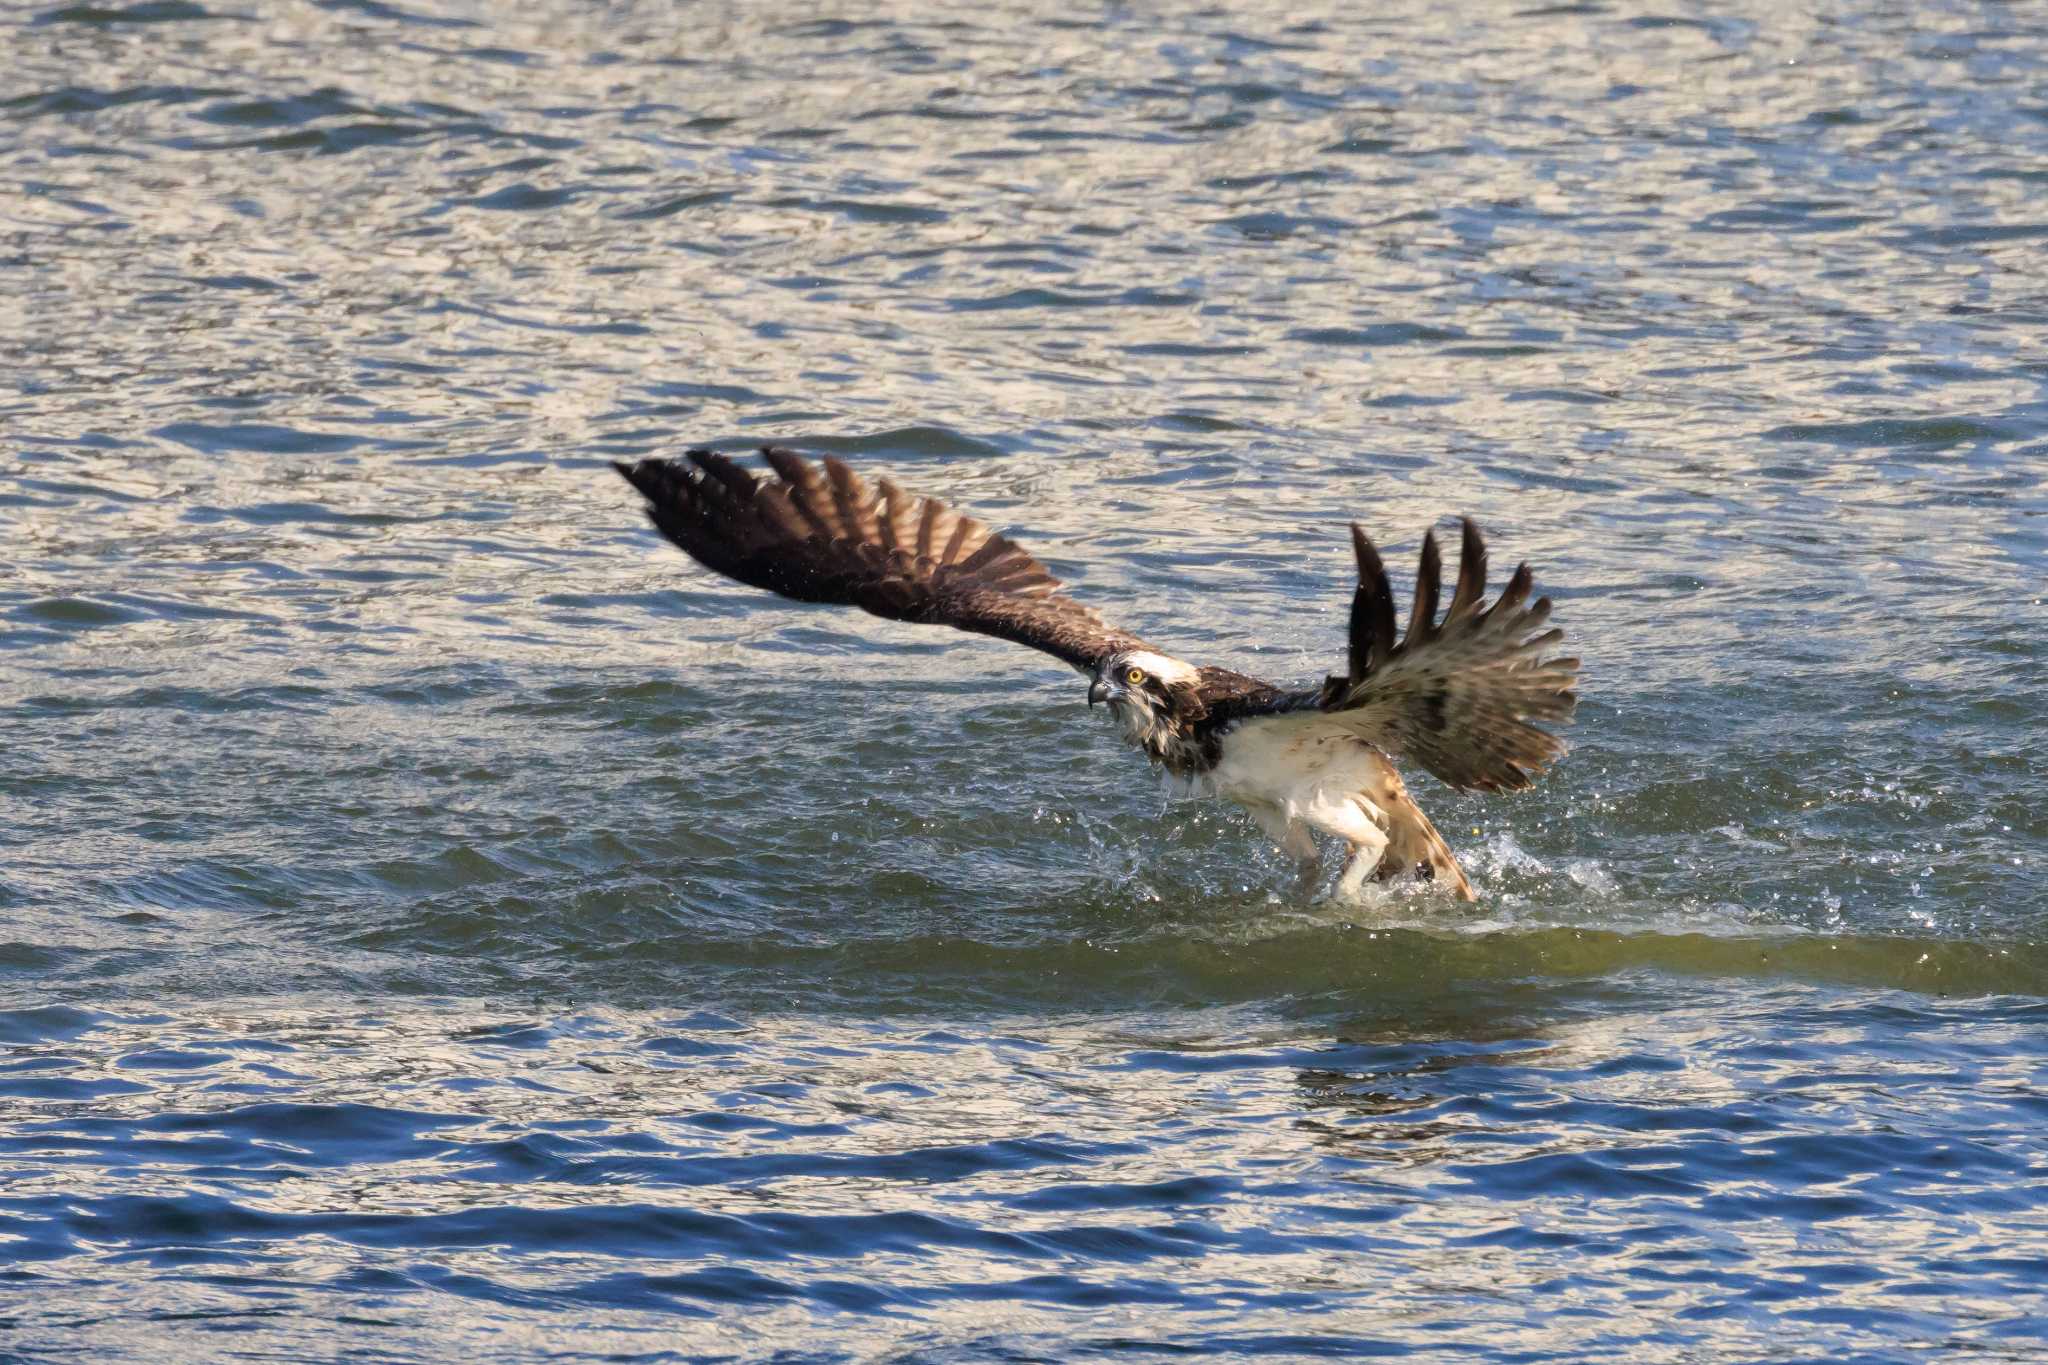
xmin=4 ymin=0 xmax=2048 ymax=1359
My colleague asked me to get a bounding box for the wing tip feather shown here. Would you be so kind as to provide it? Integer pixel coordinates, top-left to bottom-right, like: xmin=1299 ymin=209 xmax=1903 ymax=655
xmin=1323 ymin=511 xmax=1581 ymax=795
xmin=613 ymin=443 xmax=1138 ymax=672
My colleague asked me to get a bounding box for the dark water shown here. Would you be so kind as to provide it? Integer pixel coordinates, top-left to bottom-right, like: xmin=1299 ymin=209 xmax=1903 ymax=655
xmin=5 ymin=0 xmax=2048 ymax=1359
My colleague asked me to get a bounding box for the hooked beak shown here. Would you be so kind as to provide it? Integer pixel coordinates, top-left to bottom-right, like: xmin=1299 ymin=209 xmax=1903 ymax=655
xmin=1088 ymin=679 xmax=1113 ymax=708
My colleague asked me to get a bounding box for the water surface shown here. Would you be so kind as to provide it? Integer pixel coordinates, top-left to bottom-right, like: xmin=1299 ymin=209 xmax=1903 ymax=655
xmin=3 ymin=0 xmax=2047 ymax=1359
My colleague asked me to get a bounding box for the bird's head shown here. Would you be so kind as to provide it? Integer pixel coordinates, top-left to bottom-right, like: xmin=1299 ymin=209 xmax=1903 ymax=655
xmin=1088 ymin=650 xmax=1200 ymax=747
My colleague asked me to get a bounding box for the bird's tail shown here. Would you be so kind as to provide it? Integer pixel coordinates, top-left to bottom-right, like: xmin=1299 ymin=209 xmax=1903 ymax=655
xmin=1342 ymin=753 xmax=1478 ymax=901
xmin=1374 ymin=788 xmax=1476 ymax=901
xmin=1368 ymin=769 xmax=1482 ymax=908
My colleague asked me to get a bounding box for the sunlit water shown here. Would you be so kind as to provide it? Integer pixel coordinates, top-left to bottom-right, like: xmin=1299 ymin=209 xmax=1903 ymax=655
xmin=4 ymin=0 xmax=2047 ymax=1359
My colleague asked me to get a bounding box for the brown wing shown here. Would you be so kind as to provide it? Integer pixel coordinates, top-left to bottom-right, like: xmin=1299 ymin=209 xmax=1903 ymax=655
xmin=1234 ymin=520 xmax=1578 ymax=791
xmin=1324 ymin=518 xmax=1580 ymax=791
xmin=613 ymin=447 xmax=1148 ymax=671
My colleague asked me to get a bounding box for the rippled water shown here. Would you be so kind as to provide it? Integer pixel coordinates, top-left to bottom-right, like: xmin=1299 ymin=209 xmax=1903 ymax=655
xmin=5 ymin=0 xmax=2048 ymax=1359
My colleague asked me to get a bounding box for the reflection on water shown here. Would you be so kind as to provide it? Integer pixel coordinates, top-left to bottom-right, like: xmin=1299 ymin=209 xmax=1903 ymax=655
xmin=4 ymin=996 xmax=2046 ymax=1359
xmin=4 ymin=0 xmax=2048 ymax=1358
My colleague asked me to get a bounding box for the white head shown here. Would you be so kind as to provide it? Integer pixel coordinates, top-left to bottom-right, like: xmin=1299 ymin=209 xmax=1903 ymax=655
xmin=1086 ymin=650 xmax=1200 ymax=748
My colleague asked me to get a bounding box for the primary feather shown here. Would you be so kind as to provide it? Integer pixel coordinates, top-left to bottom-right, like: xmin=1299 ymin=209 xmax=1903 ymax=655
xmin=1297 ymin=517 xmax=1580 ymax=792
xmin=613 ymin=448 xmax=1145 ymax=671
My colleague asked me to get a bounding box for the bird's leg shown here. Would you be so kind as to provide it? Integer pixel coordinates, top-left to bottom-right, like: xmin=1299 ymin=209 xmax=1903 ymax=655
xmin=1248 ymin=803 xmax=1323 ymax=898
xmin=1335 ymin=844 xmax=1377 ymax=899
xmin=1277 ymin=820 xmax=1323 ymax=898
xmin=1291 ymin=849 xmax=1324 ymax=898
xmin=1293 ymin=794 xmax=1389 ymax=903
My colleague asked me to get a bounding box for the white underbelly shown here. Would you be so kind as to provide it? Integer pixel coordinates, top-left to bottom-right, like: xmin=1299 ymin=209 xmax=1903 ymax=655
xmin=1206 ymin=718 xmax=1396 ymax=838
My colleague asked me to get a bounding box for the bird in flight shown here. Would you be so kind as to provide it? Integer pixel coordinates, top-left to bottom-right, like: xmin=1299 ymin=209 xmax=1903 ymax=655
xmin=614 ymin=448 xmax=1578 ymax=900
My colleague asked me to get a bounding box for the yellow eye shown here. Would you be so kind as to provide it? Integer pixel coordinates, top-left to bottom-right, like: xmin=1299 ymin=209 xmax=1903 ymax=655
xmin=1125 ymin=667 xmax=1145 ymax=685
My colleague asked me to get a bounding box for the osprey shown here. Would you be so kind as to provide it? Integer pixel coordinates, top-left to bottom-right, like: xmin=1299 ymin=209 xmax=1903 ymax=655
xmin=614 ymin=448 xmax=1578 ymax=901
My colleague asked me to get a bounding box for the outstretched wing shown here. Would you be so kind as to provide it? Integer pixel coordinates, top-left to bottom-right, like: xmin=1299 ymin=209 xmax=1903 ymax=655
xmin=1327 ymin=518 xmax=1579 ymax=790
xmin=1239 ymin=520 xmax=1578 ymax=792
xmin=614 ymin=447 xmax=1148 ymax=672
